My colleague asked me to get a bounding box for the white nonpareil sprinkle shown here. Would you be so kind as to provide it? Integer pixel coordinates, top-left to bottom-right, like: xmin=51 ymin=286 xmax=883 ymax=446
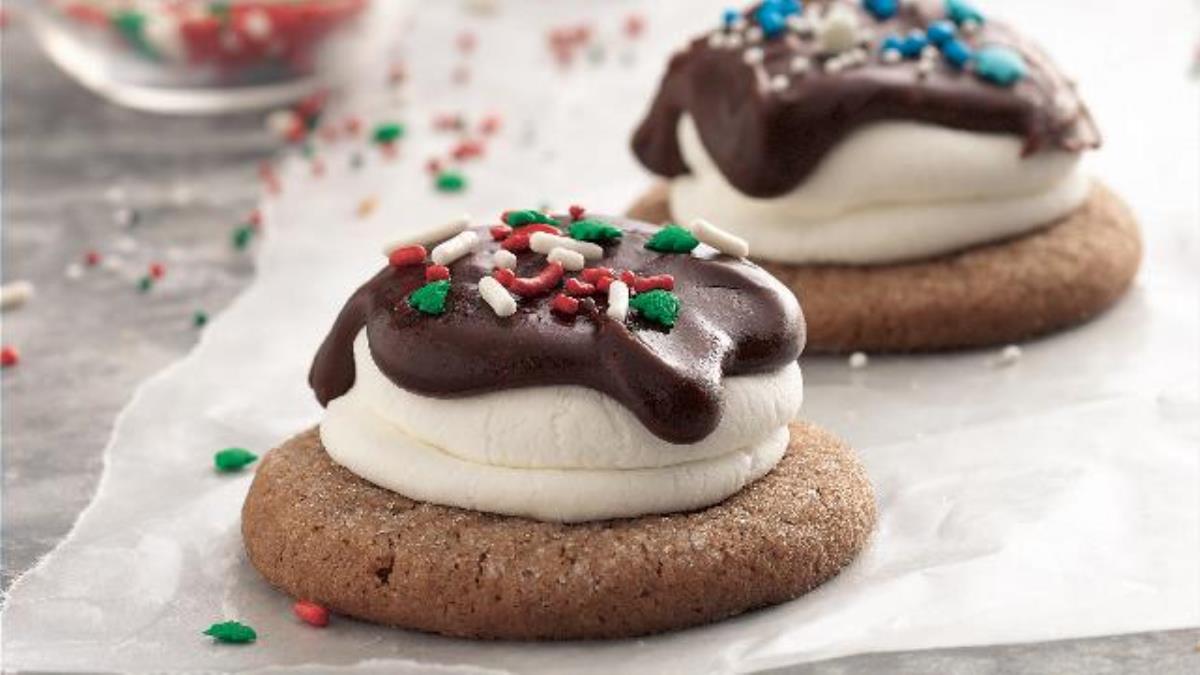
xmin=882 ymin=48 xmax=902 ymax=64
xmin=492 ymin=249 xmax=517 ymax=270
xmin=818 ymin=4 xmax=859 ymax=54
xmin=790 ymin=56 xmax=811 ymax=74
xmin=707 ymin=32 xmax=726 ymax=48
xmin=917 ymin=59 xmax=935 ymax=78
xmin=430 ymin=230 xmax=479 ymax=266
xmin=995 ymin=344 xmax=1023 ymax=367
xmin=745 ymin=26 xmax=764 ymax=43
xmin=0 ymin=280 xmax=35 ymax=311
xmin=691 ymin=219 xmax=750 ymax=258
xmin=848 ymin=352 xmax=869 ymax=369
xmin=770 ymin=74 xmax=790 ymax=92
xmin=381 ymin=214 xmax=470 ymax=254
xmin=743 ymin=47 xmax=764 ymax=65
xmin=725 ymin=33 xmax=744 ymax=49
xmin=547 ymin=247 xmax=586 ymax=271
xmin=606 ymin=280 xmax=630 ymax=323
xmin=529 ymin=232 xmax=603 ymax=260
xmin=478 ymin=276 xmax=517 ymax=318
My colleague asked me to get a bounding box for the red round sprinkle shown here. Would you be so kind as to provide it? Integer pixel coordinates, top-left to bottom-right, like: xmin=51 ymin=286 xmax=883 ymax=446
xmin=293 ymin=600 xmax=329 ymax=628
xmin=510 ymin=262 xmax=565 ymax=298
xmin=568 ymin=205 xmax=586 ymax=221
xmin=492 ymin=268 xmax=516 ymax=287
xmin=480 ymin=114 xmax=502 ymax=135
xmin=1 ymin=345 xmax=18 ymax=368
xmin=380 ymin=142 xmax=399 ymax=160
xmin=425 ymin=264 xmax=451 ymax=281
xmin=624 ymin=14 xmax=646 ymax=39
xmin=149 ymin=262 xmax=166 ymax=280
xmin=490 ymin=224 xmax=513 ymax=241
xmin=426 ymin=158 xmax=443 ymax=175
xmin=551 ymin=293 xmax=579 ymax=316
xmin=84 ymin=250 xmax=102 ymax=267
xmin=564 ymin=278 xmax=596 ymax=296
xmin=580 ymin=267 xmax=614 ymax=283
xmin=634 ymin=274 xmax=675 ymax=293
xmin=388 ymin=245 xmax=427 ymax=267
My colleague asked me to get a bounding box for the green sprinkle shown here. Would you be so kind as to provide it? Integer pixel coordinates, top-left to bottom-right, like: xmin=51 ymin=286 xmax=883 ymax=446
xmin=111 ymin=11 xmax=158 ymax=61
xmin=193 ymin=310 xmax=209 ymax=328
xmin=408 ymin=280 xmax=451 ymax=315
xmin=232 ymin=225 xmax=255 ymax=250
xmin=629 ymin=289 xmax=681 ymax=329
xmin=215 ymin=447 xmax=257 ymax=472
xmin=372 ymin=122 xmax=405 ymax=145
xmin=137 ymin=276 xmax=154 ymax=293
xmin=435 ymin=170 xmax=467 ymax=193
xmin=203 ymin=620 xmax=256 ymax=644
xmin=505 ymin=209 xmax=559 ymax=227
xmin=644 ymin=225 xmax=699 ymax=253
xmin=568 ymin=219 xmax=623 ymax=243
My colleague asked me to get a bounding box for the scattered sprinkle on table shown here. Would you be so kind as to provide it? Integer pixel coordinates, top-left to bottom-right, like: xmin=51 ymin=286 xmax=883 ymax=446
xmin=193 ymin=310 xmax=209 ymax=328
xmin=214 ymin=447 xmax=258 ymax=472
xmin=435 ymin=170 xmax=467 ymax=193
xmin=203 ymin=621 xmax=257 ymax=644
xmin=848 ymin=352 xmax=869 ymax=369
xmin=293 ymin=600 xmax=330 ymax=628
xmin=1 ymin=345 xmax=19 ymax=368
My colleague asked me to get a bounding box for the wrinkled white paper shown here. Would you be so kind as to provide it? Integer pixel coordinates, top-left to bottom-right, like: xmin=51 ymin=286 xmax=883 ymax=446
xmin=4 ymin=1 xmax=1198 ymax=672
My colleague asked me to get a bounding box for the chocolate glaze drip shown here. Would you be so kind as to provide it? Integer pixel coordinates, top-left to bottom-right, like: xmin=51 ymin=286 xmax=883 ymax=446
xmin=632 ymin=0 xmax=1101 ymax=199
xmin=309 ymin=217 xmax=805 ymax=445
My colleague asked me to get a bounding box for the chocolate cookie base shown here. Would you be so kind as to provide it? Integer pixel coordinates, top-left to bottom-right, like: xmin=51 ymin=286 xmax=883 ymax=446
xmin=241 ymin=423 xmax=876 ymax=640
xmin=628 ymin=182 xmax=1142 ymax=353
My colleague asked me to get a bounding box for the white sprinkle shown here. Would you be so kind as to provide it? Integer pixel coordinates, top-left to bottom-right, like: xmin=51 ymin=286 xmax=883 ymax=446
xmin=917 ymin=59 xmax=935 ymax=78
xmin=786 ymin=15 xmax=812 ymax=35
xmin=769 ymin=74 xmax=790 ymax=92
xmin=882 ymin=48 xmax=902 ymax=64
xmin=848 ymin=352 xmax=869 ymax=369
xmin=691 ymin=219 xmax=750 ymax=258
xmin=492 ymin=249 xmax=517 ymax=270
xmin=382 ymin=215 xmax=470 ymax=254
xmin=430 ymin=231 xmax=479 ymax=266
xmin=995 ymin=344 xmax=1023 ymax=367
xmin=241 ymin=9 xmax=273 ymax=40
xmin=825 ymin=57 xmax=845 ymax=74
xmin=745 ymin=26 xmax=764 ymax=43
xmin=707 ymin=32 xmax=726 ymax=49
xmin=547 ymin=246 xmax=585 ymax=271
xmin=0 ymin=280 xmax=35 ymax=311
xmin=921 ymin=45 xmax=939 ymax=60
xmin=850 ymin=47 xmax=869 ymax=65
xmin=65 ymin=263 xmax=84 ymax=280
xmin=529 ymin=232 xmax=603 ymax=261
xmin=790 ymin=56 xmax=812 ymax=74
xmin=478 ymin=276 xmax=517 ymax=318
xmin=725 ymin=33 xmax=744 ymax=49
xmin=265 ymin=109 xmax=298 ymax=138
xmin=743 ymin=47 xmax=764 ymax=65
xmin=606 ymin=280 xmax=629 ymax=323
xmin=818 ymin=4 xmax=859 ymax=54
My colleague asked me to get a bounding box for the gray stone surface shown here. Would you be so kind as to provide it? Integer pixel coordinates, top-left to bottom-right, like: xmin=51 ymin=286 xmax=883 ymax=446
xmin=0 ymin=17 xmax=1195 ymax=675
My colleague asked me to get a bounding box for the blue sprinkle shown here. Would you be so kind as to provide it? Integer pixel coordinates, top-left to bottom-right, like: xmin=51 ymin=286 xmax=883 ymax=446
xmin=863 ymin=0 xmax=898 ymax=20
xmin=758 ymin=8 xmax=788 ymax=38
xmin=765 ymin=0 xmax=803 ymax=16
xmin=941 ymin=38 xmax=973 ymax=68
xmin=974 ymin=45 xmax=1027 ymax=86
xmin=900 ymin=30 xmax=928 ymax=58
xmin=881 ymin=34 xmax=904 ymax=54
xmin=946 ymin=0 xmax=985 ymax=26
xmin=926 ymin=20 xmax=956 ymax=46
xmin=722 ymin=8 xmax=740 ymax=28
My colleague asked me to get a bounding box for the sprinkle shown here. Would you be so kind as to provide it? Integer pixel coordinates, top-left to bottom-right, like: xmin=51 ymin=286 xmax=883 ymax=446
xmin=457 ymin=31 xmax=477 ymax=53
xmin=974 ymin=46 xmax=1028 ymax=86
xmin=232 ymin=225 xmax=255 ymax=250
xmin=214 ymin=448 xmax=258 ymax=472
xmin=480 ymin=114 xmax=503 ymax=135
xmin=203 ymin=621 xmax=257 ymax=644
xmin=946 ymin=0 xmax=985 ymax=28
xmin=620 ymin=270 xmax=638 ymax=287
xmin=790 ymin=56 xmax=811 ymax=74
xmin=787 ymin=15 xmax=813 ymax=35
xmin=137 ymin=276 xmax=154 ymax=293
xmin=708 ymin=32 xmax=727 ymax=49
xmin=430 ymin=231 xmax=479 ymax=266
xmin=568 ymin=219 xmax=622 ymax=243
xmin=1 ymin=345 xmax=19 ymax=368
xmin=770 ymin=74 xmax=789 ymax=92
xmin=503 ymin=209 xmax=559 ymax=227
xmin=501 ymin=224 xmax=562 ymax=252
xmin=372 ymin=122 xmax=405 ymax=145
xmin=477 ymin=276 xmax=517 ymax=317
xmin=547 ymin=247 xmax=586 ymax=272
xmin=745 ymin=26 xmax=764 ymax=43
xmin=1 ymin=280 xmax=34 ymax=312
xmin=388 ymin=245 xmax=427 ymax=267
xmin=722 ymin=8 xmax=741 ymax=29
xmin=941 ymin=38 xmax=973 ymax=69
xmin=633 ymin=274 xmax=675 ymax=293
xmin=568 ymin=204 xmax=587 ymax=221
xmin=743 ymin=47 xmax=764 ymax=65
xmin=818 ymin=4 xmax=859 ymax=54
xmin=193 ymin=310 xmax=209 ymax=328
xmin=863 ymin=0 xmax=898 ymax=20
xmin=149 ymin=262 xmax=166 ymax=280
xmin=382 ymin=216 xmax=470 ymax=253
xmin=490 ymin=224 xmax=513 ymax=241
xmin=84 ymin=250 xmax=102 ymax=266
xmin=357 ymin=197 xmax=378 ymax=218
xmin=623 ymin=14 xmax=646 ymax=39
xmin=436 ymin=170 xmax=467 ymax=193
xmin=900 ymin=30 xmax=929 ymax=58
xmin=509 ymin=262 xmax=565 ymax=297
xmin=581 ymin=267 xmax=616 ymax=283
xmin=293 ymin=601 xmax=329 ymax=628
xmin=994 ymin=344 xmax=1023 ymax=367
xmin=692 ymin=219 xmax=750 ymax=257
xmin=848 ymin=352 xmax=869 ymax=369
xmin=529 ymin=232 xmax=603 ymax=261
xmin=926 ymin=20 xmax=955 ymax=46
xmin=917 ymin=59 xmax=935 ymax=78
xmin=629 ymin=289 xmax=681 ymax=329
xmin=882 ymin=48 xmax=902 ymax=64
xmin=606 ymin=280 xmax=630 ymax=323
xmin=492 ymin=268 xmax=516 ymax=287
xmin=425 ymin=265 xmax=451 ymax=281
xmin=452 ymin=140 xmax=485 ymax=161
xmin=492 ymin=249 xmax=517 ymax=270
xmin=645 ymin=225 xmax=700 ymax=253
xmin=596 ymin=275 xmax=614 ymax=292
xmin=564 ymin=278 xmax=596 ymax=296
xmin=551 ymin=293 xmax=580 ymax=316
xmin=408 ymin=280 xmax=452 ymax=315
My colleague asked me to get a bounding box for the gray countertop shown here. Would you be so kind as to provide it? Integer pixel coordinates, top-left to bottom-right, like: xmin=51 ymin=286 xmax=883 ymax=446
xmin=1 ymin=19 xmax=1195 ymax=675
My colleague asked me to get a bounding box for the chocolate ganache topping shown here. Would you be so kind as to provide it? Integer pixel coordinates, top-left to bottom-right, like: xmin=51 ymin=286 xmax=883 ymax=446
xmin=632 ymin=0 xmax=1101 ymax=199
xmin=309 ymin=213 xmax=804 ymax=445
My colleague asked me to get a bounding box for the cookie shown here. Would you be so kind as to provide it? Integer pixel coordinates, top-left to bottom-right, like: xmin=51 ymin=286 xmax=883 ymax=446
xmin=629 ymin=181 xmax=1141 ymax=353
xmin=241 ymin=422 xmax=876 ymax=640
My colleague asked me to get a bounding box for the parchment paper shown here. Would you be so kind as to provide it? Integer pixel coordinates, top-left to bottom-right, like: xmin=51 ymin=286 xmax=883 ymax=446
xmin=4 ymin=1 xmax=1198 ymax=672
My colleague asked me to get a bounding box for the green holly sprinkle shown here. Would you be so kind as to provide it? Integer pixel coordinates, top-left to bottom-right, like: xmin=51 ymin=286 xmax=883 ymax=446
xmin=111 ymin=11 xmax=158 ymax=61
xmin=214 ymin=447 xmax=258 ymax=472
xmin=372 ymin=122 xmax=405 ymax=145
xmin=193 ymin=310 xmax=209 ymax=328
xmin=629 ymin=289 xmax=681 ymax=329
xmin=644 ymin=225 xmax=699 ymax=253
xmin=232 ymin=225 xmax=255 ymax=250
xmin=505 ymin=209 xmax=559 ymax=227
xmin=568 ymin=219 xmax=622 ymax=243
xmin=203 ymin=621 xmax=257 ymax=644
xmin=408 ymin=280 xmax=451 ymax=315
xmin=137 ymin=276 xmax=154 ymax=293
xmin=435 ymin=170 xmax=467 ymax=193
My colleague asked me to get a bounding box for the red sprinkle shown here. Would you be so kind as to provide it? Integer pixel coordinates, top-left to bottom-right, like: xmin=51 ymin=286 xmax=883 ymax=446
xmin=620 ymin=270 xmax=638 ymax=286
xmin=492 ymin=268 xmax=516 ymax=287
xmin=425 ymin=264 xmax=451 ymax=281
xmin=480 ymin=114 xmax=502 ymax=135
xmin=580 ymin=267 xmax=614 ymax=284
xmin=452 ymin=140 xmax=485 ymax=161
xmin=84 ymin=250 xmax=102 ymax=267
xmin=456 ymin=31 xmax=477 ymax=53
xmin=596 ymin=275 xmax=614 ymax=292
xmin=568 ymin=205 xmax=586 ymax=221
xmin=380 ymin=142 xmax=399 ymax=160
xmin=1 ymin=345 xmax=18 ymax=368
xmin=388 ymin=245 xmax=427 ymax=267
xmin=149 ymin=263 xmax=166 ymax=280
xmin=510 ymin=262 xmax=565 ymax=298
xmin=564 ymin=278 xmax=596 ymax=296
xmin=293 ymin=600 xmax=329 ymax=628
xmin=551 ymin=293 xmax=579 ymax=316
xmin=343 ymin=116 xmax=363 ymax=135
xmin=248 ymin=209 xmax=262 ymax=227
xmin=513 ymin=223 xmax=561 ymax=236
xmin=633 ymin=274 xmax=675 ymax=293
xmin=258 ymin=161 xmax=280 ymax=194
xmin=624 ymin=14 xmax=646 ymax=39
xmin=490 ymin=224 xmax=513 ymax=241
xmin=501 ymin=225 xmax=560 ymax=252
xmin=426 ymin=158 xmax=443 ymax=175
